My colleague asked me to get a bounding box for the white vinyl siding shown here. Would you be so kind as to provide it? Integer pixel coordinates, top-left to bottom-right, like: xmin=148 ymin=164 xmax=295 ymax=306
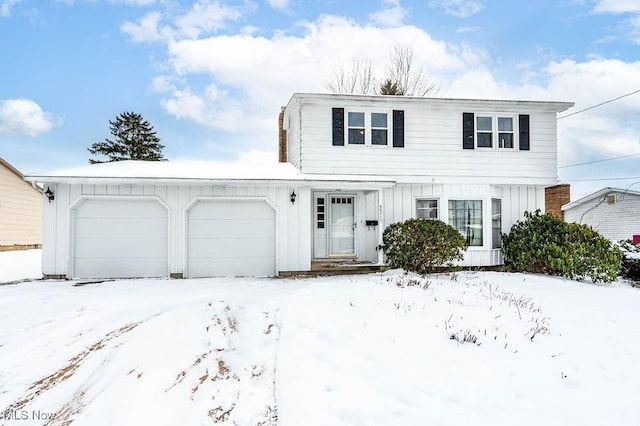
xmin=289 ymin=95 xmax=563 ymax=185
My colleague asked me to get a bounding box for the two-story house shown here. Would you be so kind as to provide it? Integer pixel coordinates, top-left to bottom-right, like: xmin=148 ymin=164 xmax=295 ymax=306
xmin=24 ymin=93 xmax=573 ymax=279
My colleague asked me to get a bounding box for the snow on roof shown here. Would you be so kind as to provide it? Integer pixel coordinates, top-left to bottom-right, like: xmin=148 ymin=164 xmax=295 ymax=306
xmin=23 ymin=160 xmax=396 ymax=185
xmin=562 ymin=186 xmax=640 ymax=211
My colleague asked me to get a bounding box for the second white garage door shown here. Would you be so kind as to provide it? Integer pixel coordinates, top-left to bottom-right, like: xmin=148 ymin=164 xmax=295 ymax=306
xmin=186 ymin=199 xmax=276 ymax=277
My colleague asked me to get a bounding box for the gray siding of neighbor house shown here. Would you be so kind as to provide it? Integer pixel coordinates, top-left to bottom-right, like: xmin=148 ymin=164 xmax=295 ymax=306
xmin=564 ymin=192 xmax=640 ymax=241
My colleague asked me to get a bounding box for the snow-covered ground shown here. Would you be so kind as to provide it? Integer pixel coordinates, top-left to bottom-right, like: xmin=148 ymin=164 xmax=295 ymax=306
xmin=1 ymin=251 xmax=640 ymax=425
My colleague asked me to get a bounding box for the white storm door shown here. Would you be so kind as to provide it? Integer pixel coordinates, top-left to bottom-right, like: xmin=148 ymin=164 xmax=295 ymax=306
xmin=329 ymin=196 xmax=355 ymax=256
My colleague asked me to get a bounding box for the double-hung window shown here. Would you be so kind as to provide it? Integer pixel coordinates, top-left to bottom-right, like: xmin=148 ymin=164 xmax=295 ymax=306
xmin=492 ymin=199 xmax=502 ymax=248
xmin=475 ymin=115 xmax=516 ymax=149
xmin=448 ymin=200 xmax=483 ymax=247
xmin=347 ymin=111 xmax=389 ymax=146
xmin=416 ymin=199 xmax=438 ymax=219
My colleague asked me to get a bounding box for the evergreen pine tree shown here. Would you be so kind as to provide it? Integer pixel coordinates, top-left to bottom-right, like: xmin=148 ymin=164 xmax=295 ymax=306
xmin=88 ymin=111 xmax=165 ymax=164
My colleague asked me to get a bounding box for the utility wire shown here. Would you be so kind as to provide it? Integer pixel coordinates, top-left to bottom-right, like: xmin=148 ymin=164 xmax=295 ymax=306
xmin=557 ymin=88 xmax=640 ymax=120
xmin=558 ymin=152 xmax=640 ymax=168
xmin=560 ymin=176 xmax=640 ymax=182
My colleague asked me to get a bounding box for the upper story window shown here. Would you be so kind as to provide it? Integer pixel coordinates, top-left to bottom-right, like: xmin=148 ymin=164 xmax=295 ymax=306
xmin=332 ymin=108 xmax=404 ymax=148
xmin=463 ymin=112 xmax=529 ymax=151
xmin=347 ymin=111 xmax=388 ymax=146
xmin=475 ymin=115 xmax=515 ymax=149
xmin=348 ymin=112 xmax=365 ymax=144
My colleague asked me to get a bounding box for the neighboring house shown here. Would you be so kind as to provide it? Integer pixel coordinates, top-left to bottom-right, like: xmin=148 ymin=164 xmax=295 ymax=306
xmin=562 ymin=187 xmax=640 ymax=241
xmin=24 ymin=93 xmax=573 ymax=279
xmin=0 ymin=157 xmax=43 ymax=250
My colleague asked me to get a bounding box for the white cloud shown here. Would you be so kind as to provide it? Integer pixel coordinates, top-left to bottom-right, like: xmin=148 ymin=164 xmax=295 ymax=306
xmin=266 ymin=0 xmax=289 ymax=12
xmin=174 ymin=0 xmax=242 ymax=39
xmin=109 ymin=0 xmax=156 ymax=5
xmin=369 ymin=0 xmax=408 ymax=27
xmin=121 ymin=11 xmax=165 ymax=42
xmin=0 ymin=0 xmax=20 ymax=17
xmin=0 ymin=99 xmax=59 ymax=137
xmin=162 ymin=15 xmax=467 ymax=132
xmin=121 ymin=1 xmax=243 ymax=43
xmin=429 ymin=0 xmax=484 ymax=18
xmin=593 ymin=0 xmax=640 ymax=14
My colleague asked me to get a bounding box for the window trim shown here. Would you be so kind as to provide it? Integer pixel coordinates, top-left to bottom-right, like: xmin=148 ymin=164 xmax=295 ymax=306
xmin=491 ymin=198 xmax=502 ymax=249
xmin=474 ymin=113 xmax=518 ymax=151
xmin=447 ymin=199 xmax=484 ymax=248
xmin=415 ymin=198 xmax=439 ymax=220
xmin=344 ymin=108 xmax=392 ymax=147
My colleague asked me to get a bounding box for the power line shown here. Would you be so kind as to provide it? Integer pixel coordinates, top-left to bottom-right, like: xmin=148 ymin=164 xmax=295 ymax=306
xmin=557 ymin=88 xmax=640 ymax=120
xmin=560 ymin=176 xmax=640 ymax=182
xmin=558 ymin=152 xmax=640 ymax=168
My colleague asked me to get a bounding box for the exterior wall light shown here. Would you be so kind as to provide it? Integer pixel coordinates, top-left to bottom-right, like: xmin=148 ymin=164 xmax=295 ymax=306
xmin=290 ymin=190 xmax=297 ymax=204
xmin=44 ymin=186 xmax=55 ymax=203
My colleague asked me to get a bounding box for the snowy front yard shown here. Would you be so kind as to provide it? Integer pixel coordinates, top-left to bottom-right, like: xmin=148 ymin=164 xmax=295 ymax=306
xmin=1 ymin=251 xmax=640 ymax=425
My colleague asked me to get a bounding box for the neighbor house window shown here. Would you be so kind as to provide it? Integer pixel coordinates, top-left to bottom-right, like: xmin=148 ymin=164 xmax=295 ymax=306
xmin=492 ymin=199 xmax=502 ymax=248
xmin=416 ymin=199 xmax=438 ymax=219
xmin=348 ymin=112 xmax=365 ymax=144
xmin=448 ymin=200 xmax=483 ymax=246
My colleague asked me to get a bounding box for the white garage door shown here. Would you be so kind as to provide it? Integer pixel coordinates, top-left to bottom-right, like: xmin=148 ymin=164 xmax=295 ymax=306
xmin=73 ymin=198 xmax=168 ymax=279
xmin=187 ymin=200 xmax=276 ymax=277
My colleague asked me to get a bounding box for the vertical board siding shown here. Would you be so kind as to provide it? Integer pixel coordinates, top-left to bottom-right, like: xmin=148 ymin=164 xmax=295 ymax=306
xmin=44 ymin=183 xmax=312 ymax=278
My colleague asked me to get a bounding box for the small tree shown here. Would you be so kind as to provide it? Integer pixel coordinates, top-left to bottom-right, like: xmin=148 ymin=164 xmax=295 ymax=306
xmin=88 ymin=111 xmax=165 ymax=164
xmin=379 ymin=219 xmax=466 ymax=275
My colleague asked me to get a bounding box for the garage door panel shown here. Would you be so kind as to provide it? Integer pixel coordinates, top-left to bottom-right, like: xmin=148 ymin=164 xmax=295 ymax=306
xmin=188 ymin=238 xmax=274 ymax=258
xmin=187 ymin=200 xmax=276 ymax=277
xmin=75 ymin=258 xmax=167 ymax=279
xmin=75 ymin=218 xmax=167 ymax=239
xmin=76 ymin=199 xmax=165 ymax=218
xmin=73 ymin=199 xmax=168 ymax=279
xmin=189 ymin=257 xmax=275 ymax=278
xmin=188 ymin=219 xmax=274 ymax=239
xmin=75 ymin=237 xmax=168 ymax=259
xmin=188 ymin=202 xmax=274 ymax=220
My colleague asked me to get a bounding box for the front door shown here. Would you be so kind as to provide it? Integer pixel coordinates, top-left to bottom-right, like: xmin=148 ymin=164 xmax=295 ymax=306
xmin=329 ymin=196 xmax=355 ymax=256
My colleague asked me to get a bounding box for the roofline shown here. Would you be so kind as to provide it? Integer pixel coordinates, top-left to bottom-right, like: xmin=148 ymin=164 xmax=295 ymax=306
xmin=286 ymin=92 xmax=575 ymax=113
xmin=562 ymin=186 xmax=640 ymax=210
xmin=0 ymin=156 xmax=25 ymax=179
xmin=23 ymin=175 xmax=397 ymax=188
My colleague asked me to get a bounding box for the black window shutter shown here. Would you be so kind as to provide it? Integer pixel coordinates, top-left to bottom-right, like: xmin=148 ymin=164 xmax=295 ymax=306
xmin=393 ymin=110 xmax=404 ymax=148
xmin=463 ymin=112 xmax=474 ymax=149
xmin=519 ymin=114 xmax=530 ymax=151
xmin=332 ymin=108 xmax=344 ymax=146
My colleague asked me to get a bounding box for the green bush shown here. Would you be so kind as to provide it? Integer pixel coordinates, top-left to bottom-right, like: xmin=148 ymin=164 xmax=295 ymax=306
xmin=379 ymin=219 xmax=466 ymax=275
xmin=618 ymin=240 xmax=640 ymax=283
xmin=502 ymin=210 xmax=622 ymax=283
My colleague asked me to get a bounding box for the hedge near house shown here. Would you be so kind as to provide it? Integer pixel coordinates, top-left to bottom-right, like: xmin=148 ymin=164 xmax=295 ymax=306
xmin=502 ymin=210 xmax=622 ymax=283
xmin=379 ymin=219 xmax=466 ymax=275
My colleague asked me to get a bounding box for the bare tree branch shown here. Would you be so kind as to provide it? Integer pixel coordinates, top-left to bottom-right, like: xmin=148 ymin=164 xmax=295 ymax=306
xmin=325 ymin=57 xmax=377 ymax=95
xmin=384 ymin=44 xmax=438 ymax=96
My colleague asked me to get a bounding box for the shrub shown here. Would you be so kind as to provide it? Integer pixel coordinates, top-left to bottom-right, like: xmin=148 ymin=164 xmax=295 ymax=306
xmin=502 ymin=210 xmax=622 ymax=283
xmin=379 ymin=219 xmax=466 ymax=275
xmin=618 ymin=240 xmax=640 ymax=283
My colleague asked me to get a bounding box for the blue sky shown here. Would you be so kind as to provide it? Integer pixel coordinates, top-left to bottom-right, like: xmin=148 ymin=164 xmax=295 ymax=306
xmin=1 ymin=0 xmax=639 ymax=198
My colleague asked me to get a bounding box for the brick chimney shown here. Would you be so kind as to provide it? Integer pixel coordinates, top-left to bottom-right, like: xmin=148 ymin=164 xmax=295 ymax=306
xmin=278 ymin=108 xmax=287 ymax=163
xmin=545 ymin=184 xmax=570 ymax=219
